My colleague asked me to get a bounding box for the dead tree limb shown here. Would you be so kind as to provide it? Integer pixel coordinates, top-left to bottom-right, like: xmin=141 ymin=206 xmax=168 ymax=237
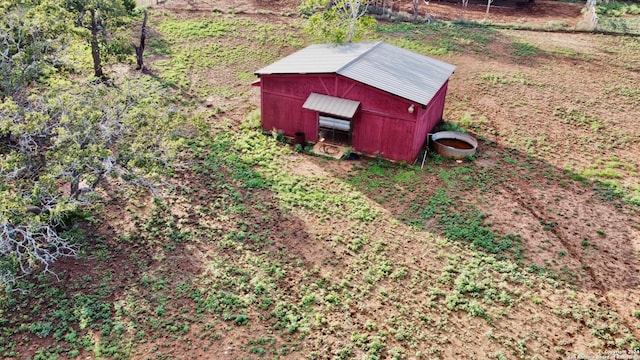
xmin=485 ymin=0 xmax=493 ymax=20
xmin=134 ymin=10 xmax=148 ymax=71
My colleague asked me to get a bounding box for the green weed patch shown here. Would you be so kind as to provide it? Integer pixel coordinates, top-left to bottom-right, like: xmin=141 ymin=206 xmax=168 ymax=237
xmin=511 ymin=41 xmax=540 ymax=57
xmin=376 ymin=21 xmax=496 ymax=55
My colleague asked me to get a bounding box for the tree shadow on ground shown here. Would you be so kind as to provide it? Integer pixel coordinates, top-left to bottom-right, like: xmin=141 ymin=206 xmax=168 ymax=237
xmin=327 ymin=139 xmax=639 ymax=292
xmin=320 ymin=136 xmax=640 ymax=336
xmin=0 ymin=134 xmax=323 ymax=359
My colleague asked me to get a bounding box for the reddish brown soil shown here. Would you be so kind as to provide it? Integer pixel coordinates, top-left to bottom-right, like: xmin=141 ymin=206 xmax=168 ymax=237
xmin=401 ymin=0 xmax=584 ymax=27
xmin=7 ymin=1 xmax=637 ymax=359
xmin=127 ymin=0 xmax=640 ymax=356
xmin=151 ymin=0 xmax=584 ymax=28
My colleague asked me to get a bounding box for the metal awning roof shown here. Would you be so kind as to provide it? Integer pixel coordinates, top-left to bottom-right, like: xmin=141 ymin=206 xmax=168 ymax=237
xmin=302 ymin=93 xmax=360 ymax=118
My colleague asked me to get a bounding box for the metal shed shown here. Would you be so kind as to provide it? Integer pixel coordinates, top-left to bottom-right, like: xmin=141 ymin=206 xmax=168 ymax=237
xmin=254 ymin=41 xmax=456 ymax=162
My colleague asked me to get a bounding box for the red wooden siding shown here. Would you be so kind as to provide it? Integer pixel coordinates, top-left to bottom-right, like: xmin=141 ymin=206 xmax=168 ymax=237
xmin=260 ymin=73 xmax=449 ymax=162
xmin=412 ymin=80 xmax=449 ymax=158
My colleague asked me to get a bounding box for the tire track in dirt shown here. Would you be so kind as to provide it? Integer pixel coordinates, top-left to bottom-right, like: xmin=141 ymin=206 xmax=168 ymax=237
xmin=502 ymin=183 xmax=640 ymax=341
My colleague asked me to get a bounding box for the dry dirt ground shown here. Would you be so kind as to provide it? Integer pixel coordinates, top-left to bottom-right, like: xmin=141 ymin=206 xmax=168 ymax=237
xmin=142 ymin=1 xmax=638 ymax=357
xmin=152 ymin=0 xmax=585 ymax=27
xmin=5 ymin=0 xmax=639 ymax=359
xmin=202 ymin=0 xmax=635 ymax=351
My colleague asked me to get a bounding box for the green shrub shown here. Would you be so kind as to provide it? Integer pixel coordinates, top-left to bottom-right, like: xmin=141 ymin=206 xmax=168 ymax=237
xmin=241 ymin=109 xmax=261 ymax=130
xmin=596 ymin=2 xmax=640 ymax=17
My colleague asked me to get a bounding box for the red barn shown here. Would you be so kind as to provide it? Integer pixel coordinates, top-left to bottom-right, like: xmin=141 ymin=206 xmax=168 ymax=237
xmin=254 ymin=41 xmax=456 ymax=162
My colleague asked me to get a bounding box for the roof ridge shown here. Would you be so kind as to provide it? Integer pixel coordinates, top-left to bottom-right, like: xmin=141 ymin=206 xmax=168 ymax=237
xmin=335 ymin=41 xmax=383 ymax=73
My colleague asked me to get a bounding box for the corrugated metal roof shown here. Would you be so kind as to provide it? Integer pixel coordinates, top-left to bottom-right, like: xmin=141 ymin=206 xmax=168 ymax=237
xmin=255 ymin=42 xmax=377 ymax=74
xmin=255 ymin=41 xmax=456 ymax=106
xmin=302 ymin=93 xmax=360 ymax=118
xmin=339 ymin=42 xmax=456 ymax=105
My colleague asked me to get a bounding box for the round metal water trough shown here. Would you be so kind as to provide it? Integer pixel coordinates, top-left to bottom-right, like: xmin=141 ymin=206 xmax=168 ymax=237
xmin=431 ymin=131 xmax=477 ymax=160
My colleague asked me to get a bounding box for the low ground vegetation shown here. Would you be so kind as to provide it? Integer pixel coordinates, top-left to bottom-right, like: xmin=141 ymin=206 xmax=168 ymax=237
xmin=0 ymin=0 xmax=639 ymax=359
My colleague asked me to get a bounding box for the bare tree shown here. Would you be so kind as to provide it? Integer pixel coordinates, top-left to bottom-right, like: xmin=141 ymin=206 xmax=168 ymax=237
xmin=461 ymin=0 xmax=469 ymax=19
xmin=586 ymin=0 xmax=599 ymax=29
xmin=64 ymin=0 xmax=128 ymax=80
xmin=485 ymin=0 xmax=493 ymax=20
xmin=305 ymin=0 xmax=375 ymax=43
xmin=335 ymin=0 xmax=370 ymax=42
xmin=133 ymin=10 xmax=148 ymax=71
xmin=88 ymin=8 xmax=104 ymax=78
xmin=1 ymin=221 xmax=79 ymax=287
xmin=372 ymin=0 xmax=394 ymax=18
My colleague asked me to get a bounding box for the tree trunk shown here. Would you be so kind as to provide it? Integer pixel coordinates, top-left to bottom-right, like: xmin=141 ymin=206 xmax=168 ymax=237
xmin=89 ymin=9 xmax=104 ymax=79
xmin=134 ymin=10 xmax=148 ymax=71
xmin=485 ymin=0 xmax=493 ymax=19
xmin=413 ymin=0 xmax=419 ymax=19
xmin=462 ymin=0 xmax=469 ymax=19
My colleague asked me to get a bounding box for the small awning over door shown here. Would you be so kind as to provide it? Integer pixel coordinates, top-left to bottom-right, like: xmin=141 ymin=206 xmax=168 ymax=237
xmin=302 ymin=93 xmax=360 ymax=119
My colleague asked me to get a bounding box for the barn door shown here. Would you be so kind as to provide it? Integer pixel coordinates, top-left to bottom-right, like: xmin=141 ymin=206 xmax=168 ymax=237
xmin=302 ymin=93 xmax=360 ymax=145
xmin=318 ymin=114 xmax=351 ymax=145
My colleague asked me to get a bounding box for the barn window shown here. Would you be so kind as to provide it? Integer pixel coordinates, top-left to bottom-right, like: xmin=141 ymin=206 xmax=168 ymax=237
xmin=303 ymin=93 xmax=360 ymax=145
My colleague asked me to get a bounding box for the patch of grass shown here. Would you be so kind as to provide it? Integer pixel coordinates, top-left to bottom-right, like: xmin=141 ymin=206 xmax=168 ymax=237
xmin=441 ymin=209 xmax=517 ymax=255
xmin=541 ymin=220 xmax=556 ymax=231
xmin=511 ymin=41 xmax=540 ymax=57
xmin=548 ymin=46 xmax=584 ymax=58
xmin=480 ymin=73 xmax=510 ymax=85
xmin=596 ymin=17 xmax=640 ymax=35
xmin=545 ymin=20 xmax=570 ymax=31
xmin=582 ymin=168 xmax=623 ymax=179
xmin=436 ymin=121 xmax=468 ymax=133
xmin=0 ymin=268 xmax=136 ymax=359
xmin=592 ymin=179 xmax=640 ymax=207
xmin=153 ymin=14 xmax=302 ymax=98
xmin=347 ymin=158 xmax=418 ymax=193
xmin=480 ymin=72 xmax=542 ymax=86
xmin=148 ymin=38 xmax=171 ymax=55
xmin=553 ymin=106 xmax=605 ymax=132
xmin=376 ymin=21 xmax=496 ymax=55
xmin=596 ymin=2 xmax=640 ymax=17
xmin=387 ymin=36 xmax=456 ymax=56
xmin=617 ymin=86 xmax=640 ymax=100
xmin=157 ymin=17 xmax=233 ymax=40
xmin=409 ymin=184 xmax=523 ymax=258
xmin=604 ymin=84 xmax=640 ymax=102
